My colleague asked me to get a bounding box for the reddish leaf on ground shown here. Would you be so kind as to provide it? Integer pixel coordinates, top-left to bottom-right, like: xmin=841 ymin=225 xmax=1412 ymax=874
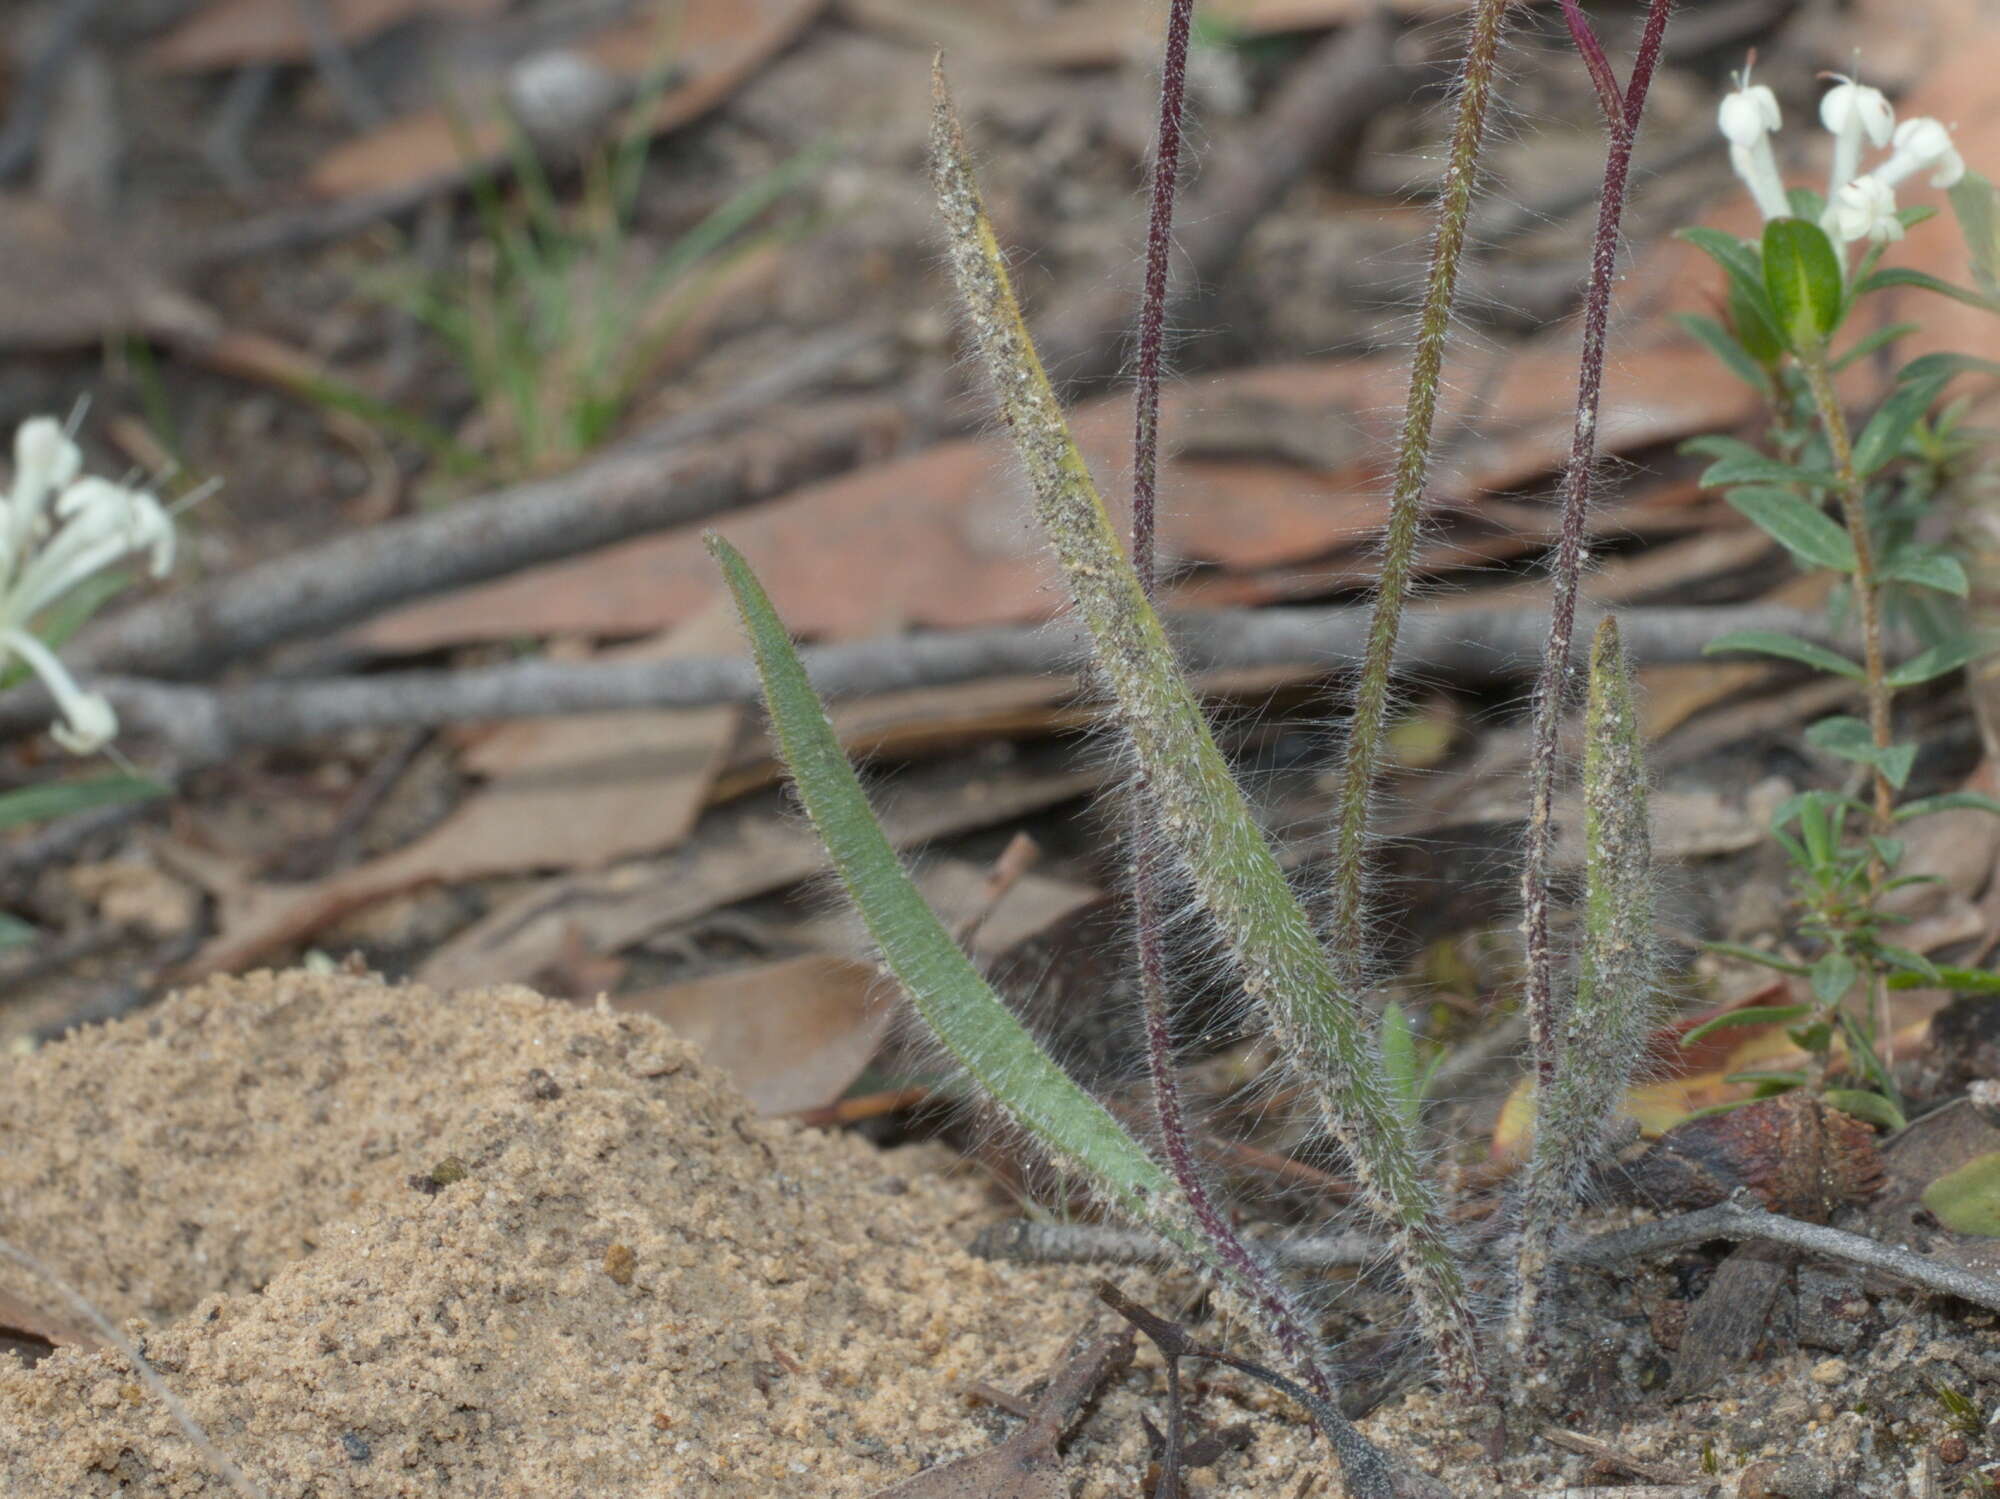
xmin=145 ymin=0 xmax=503 ymax=72
xmin=359 ymin=335 xmax=1756 ymax=652
xmin=610 ymin=955 xmax=889 ymax=1116
xmin=307 ymin=0 xmax=824 ymax=202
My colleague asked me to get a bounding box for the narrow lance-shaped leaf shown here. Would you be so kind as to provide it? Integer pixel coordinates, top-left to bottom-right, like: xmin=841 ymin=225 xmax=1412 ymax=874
xmin=927 ymin=60 xmax=1485 ymax=1398
xmin=707 ymin=535 xmax=1181 ymax=1228
xmin=1508 ymin=617 xmax=1656 ymax=1357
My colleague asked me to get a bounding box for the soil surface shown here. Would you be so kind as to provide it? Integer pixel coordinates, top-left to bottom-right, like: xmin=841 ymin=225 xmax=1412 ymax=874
xmin=0 ymin=973 xmax=1992 ymax=1498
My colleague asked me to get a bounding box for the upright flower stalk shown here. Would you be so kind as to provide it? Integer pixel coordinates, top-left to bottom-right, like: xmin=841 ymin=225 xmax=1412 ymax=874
xmin=1323 ymin=0 xmax=1511 ymax=968
xmin=1512 ymin=0 xmax=1673 ymax=1368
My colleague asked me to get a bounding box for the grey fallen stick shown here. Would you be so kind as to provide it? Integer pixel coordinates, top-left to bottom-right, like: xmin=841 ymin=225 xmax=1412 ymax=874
xmin=1 ymin=602 xmax=1845 ymax=762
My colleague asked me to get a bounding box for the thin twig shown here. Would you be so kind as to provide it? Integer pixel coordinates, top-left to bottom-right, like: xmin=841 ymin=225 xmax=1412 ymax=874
xmin=973 ymin=1218 xmax=1383 ymax=1273
xmin=4 ymin=603 xmax=1849 ymax=763
xmin=1563 ymin=1192 xmax=2000 ymax=1313
xmin=0 ymin=1237 xmax=267 ymax=1499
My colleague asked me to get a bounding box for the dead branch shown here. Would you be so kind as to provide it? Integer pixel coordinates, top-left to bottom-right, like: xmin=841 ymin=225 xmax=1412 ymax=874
xmin=41 ymin=397 xmax=903 ymax=684
xmin=1562 ymin=1191 xmax=2000 ymax=1312
xmin=2 ymin=604 xmax=1840 ymax=763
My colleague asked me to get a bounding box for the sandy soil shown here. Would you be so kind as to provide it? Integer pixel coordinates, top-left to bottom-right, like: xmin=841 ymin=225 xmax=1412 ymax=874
xmin=1 ymin=971 xmax=1990 ymax=1498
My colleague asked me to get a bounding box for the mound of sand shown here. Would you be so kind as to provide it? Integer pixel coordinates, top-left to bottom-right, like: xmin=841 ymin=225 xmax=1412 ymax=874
xmin=0 ymin=970 xmax=1345 ymax=1497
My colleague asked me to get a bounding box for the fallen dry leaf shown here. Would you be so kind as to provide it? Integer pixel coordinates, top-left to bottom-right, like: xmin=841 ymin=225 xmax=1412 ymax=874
xmin=0 ymin=1285 xmax=102 ymax=1353
xmin=145 ymin=0 xmax=502 ymax=72
xmin=612 ymin=955 xmax=889 ymax=1115
xmin=840 ymin=0 xmax=1498 ymax=69
xmin=308 ymin=0 xmax=824 ymax=202
xmin=359 ymin=335 xmax=1756 ymax=652
xmin=0 ymin=197 xmax=216 ymax=351
xmin=412 ymin=748 xmax=1100 ymax=991
xmin=170 ymin=602 xmax=742 ymax=978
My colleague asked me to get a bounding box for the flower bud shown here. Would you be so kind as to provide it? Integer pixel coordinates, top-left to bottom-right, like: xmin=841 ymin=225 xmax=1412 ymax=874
xmin=1719 ymin=83 xmax=1781 ymax=147
xmin=1818 ymin=79 xmax=1895 ymax=149
xmin=1887 ymin=116 xmax=1966 ymax=187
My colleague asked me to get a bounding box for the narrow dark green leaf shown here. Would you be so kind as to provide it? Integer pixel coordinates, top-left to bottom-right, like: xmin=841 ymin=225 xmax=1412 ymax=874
xmin=1831 ymin=322 xmax=1921 ymax=374
xmin=1825 ymin=1089 xmax=1906 ymax=1130
xmin=1880 ymin=547 xmax=1970 ymax=597
xmin=1762 ymin=218 xmax=1845 ymax=347
xmin=1874 ymin=944 xmax=1938 ymax=982
xmin=1894 ymin=791 xmax=2000 ymax=821
xmin=1888 ymin=636 xmax=1983 ymax=688
xmin=0 ymin=776 xmax=167 ymax=831
xmin=1675 ymin=313 xmax=1772 ymax=391
xmin=1805 ymin=716 xmax=1916 ymax=786
xmin=1856 ymin=266 xmax=2000 ymax=313
xmin=1853 ymin=372 xmax=1951 ymax=476
xmin=1723 ymin=488 xmax=1857 ymax=571
xmin=1703 ymin=941 xmax=1809 ymax=976
xmin=1679 ymin=1003 xmax=1814 ymax=1046
xmin=1890 ymin=965 xmax=2000 ymax=994
xmin=1704 ymin=628 xmax=1865 ymax=679
xmin=1810 ymin=950 xmax=1858 ymax=1006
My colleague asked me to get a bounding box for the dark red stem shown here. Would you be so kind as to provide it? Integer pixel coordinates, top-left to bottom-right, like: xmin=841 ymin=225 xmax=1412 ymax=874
xmin=1557 ymin=0 xmax=1624 ymax=132
xmin=1521 ymin=0 xmax=1674 ymax=1096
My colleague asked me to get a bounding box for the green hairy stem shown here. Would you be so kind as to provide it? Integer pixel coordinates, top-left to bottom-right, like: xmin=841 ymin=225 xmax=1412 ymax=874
xmin=927 ymin=61 xmax=1486 ymax=1402
xmin=1506 ymin=618 xmax=1656 ymax=1371
xmin=1324 ymin=0 xmax=1512 ymax=969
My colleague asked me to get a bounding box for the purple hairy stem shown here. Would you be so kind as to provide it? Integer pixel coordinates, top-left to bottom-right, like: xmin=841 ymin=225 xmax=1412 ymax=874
xmin=1520 ymin=0 xmax=1675 ymax=1100
xmin=1124 ymin=0 xmax=1362 ymax=1442
xmin=1131 ymin=0 xmax=1194 ymax=591
xmin=1558 ymin=0 xmax=1624 ymax=132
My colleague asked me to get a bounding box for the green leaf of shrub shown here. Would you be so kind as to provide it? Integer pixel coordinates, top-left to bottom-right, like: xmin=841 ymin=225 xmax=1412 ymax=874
xmin=1722 ymin=488 xmax=1856 ymax=571
xmin=0 ymin=776 xmax=167 ymax=832
xmin=1678 ymin=1003 xmax=1813 ymax=1046
xmin=1675 ymin=313 xmax=1772 ymax=391
xmin=1831 ymin=322 xmax=1921 ymax=373
xmin=1704 ymin=628 xmax=1864 ymax=679
xmin=1853 ymin=371 xmax=1952 ymax=476
xmin=1805 ymin=716 xmax=1916 ymax=787
xmin=1889 ymin=966 xmax=2000 ymax=994
xmin=1810 ymin=950 xmax=1857 ymax=1005
xmin=1888 ymin=636 xmax=1982 ymax=687
xmin=1857 ymin=266 xmax=2000 ymax=313
xmin=1880 ymin=547 xmax=1969 ymax=597
xmin=1895 ymin=791 xmax=2000 ymax=821
xmin=1922 ymin=1152 xmax=2000 ymax=1235
xmin=1824 ymin=1089 xmax=1906 ymax=1130
xmin=1762 ymin=218 xmax=1845 ymax=347
xmin=1949 ymin=170 xmax=2000 ymax=296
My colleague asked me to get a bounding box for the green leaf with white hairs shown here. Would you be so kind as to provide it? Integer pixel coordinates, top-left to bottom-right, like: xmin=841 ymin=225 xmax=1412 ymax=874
xmin=926 ymin=60 xmax=1480 ymax=1385
xmin=706 ymin=533 xmax=1188 ymax=1234
xmin=1703 ymin=629 xmax=1865 ymax=679
xmin=1762 ymin=218 xmax=1845 ymax=348
xmin=1722 ymin=489 xmax=1857 ymax=572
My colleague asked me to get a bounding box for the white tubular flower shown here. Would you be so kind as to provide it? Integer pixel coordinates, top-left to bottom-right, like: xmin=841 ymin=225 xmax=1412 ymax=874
xmin=1830 ymin=174 xmax=1904 ymax=243
xmin=1876 ymin=116 xmax=1966 ymax=188
xmin=3 ymin=417 xmax=81 ymax=576
xmin=0 ymin=415 xmax=176 ymax=755
xmin=0 ymin=628 xmax=116 ymax=755
xmin=1721 ymin=79 xmax=1791 ymax=221
xmin=1819 ymin=76 xmax=1894 ymax=200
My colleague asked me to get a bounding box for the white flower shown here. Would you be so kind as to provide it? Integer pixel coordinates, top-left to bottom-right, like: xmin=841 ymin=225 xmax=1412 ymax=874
xmin=1876 ymin=116 xmax=1966 ymax=189
xmin=1819 ymin=76 xmax=1894 ymax=202
xmin=1719 ymin=82 xmax=1781 ymax=146
xmin=0 ymin=415 xmax=176 ymax=755
xmin=1830 ymin=174 xmax=1904 ymax=243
